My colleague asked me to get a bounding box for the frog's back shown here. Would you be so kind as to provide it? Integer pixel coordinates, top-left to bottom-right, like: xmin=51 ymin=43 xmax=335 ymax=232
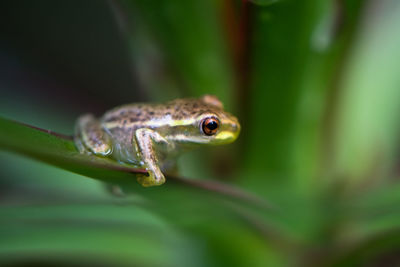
xmin=101 ymin=98 xmax=209 ymax=130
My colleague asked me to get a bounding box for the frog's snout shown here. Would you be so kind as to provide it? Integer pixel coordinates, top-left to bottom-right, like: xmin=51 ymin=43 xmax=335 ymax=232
xmin=214 ymin=117 xmax=240 ymax=144
xmin=230 ymin=119 xmax=241 ymax=140
xmin=232 ymin=120 xmax=241 ymax=136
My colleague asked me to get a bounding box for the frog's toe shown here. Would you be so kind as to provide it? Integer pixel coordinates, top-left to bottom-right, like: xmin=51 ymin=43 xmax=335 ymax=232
xmin=91 ymin=143 xmax=112 ymax=156
xmin=136 ymin=173 xmax=165 ymax=187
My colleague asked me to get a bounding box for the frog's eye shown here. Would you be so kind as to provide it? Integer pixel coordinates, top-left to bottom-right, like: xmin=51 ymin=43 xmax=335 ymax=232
xmin=201 ymin=117 xmax=219 ymax=136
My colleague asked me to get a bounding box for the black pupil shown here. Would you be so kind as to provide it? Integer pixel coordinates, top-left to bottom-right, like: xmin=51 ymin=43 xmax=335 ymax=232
xmin=206 ymin=120 xmax=218 ymax=130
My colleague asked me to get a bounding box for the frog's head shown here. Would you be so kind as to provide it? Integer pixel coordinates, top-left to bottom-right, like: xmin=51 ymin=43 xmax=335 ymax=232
xmin=167 ymin=95 xmax=241 ymax=146
xmin=196 ymin=95 xmax=241 ymax=145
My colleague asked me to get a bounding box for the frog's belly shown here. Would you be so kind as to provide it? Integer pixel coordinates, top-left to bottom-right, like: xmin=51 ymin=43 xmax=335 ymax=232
xmin=110 ymin=141 xmax=141 ymax=166
xmin=104 ymin=127 xmax=142 ymax=166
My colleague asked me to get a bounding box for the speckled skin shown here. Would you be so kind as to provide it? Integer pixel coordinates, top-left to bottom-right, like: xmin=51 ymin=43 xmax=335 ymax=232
xmin=74 ymin=95 xmax=240 ymax=187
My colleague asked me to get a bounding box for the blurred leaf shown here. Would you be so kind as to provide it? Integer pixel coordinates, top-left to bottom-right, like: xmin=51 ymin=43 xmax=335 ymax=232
xmin=328 ymin=230 xmax=400 ymax=267
xmin=0 ymin=116 xmax=285 ymax=264
xmin=122 ymin=0 xmax=235 ymax=107
xmin=241 ymin=1 xmax=358 ymax=190
xmin=345 ymin=183 xmax=400 ymax=240
xmin=332 ymin=0 xmax=400 ymax=185
xmin=249 ymin=0 xmax=279 ymax=7
xmin=0 ymin=117 xmax=275 ymax=209
xmin=0 ymin=204 xmax=202 ymax=266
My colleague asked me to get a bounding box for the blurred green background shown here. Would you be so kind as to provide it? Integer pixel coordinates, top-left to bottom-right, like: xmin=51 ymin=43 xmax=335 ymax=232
xmin=1 ymin=0 xmax=400 ymax=266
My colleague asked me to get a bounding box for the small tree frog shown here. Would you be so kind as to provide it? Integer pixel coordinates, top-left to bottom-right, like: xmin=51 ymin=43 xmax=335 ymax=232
xmin=74 ymin=95 xmax=240 ymax=187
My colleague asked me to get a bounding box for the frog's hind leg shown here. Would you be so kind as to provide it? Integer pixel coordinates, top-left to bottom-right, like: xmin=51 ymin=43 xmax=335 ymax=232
xmin=74 ymin=114 xmax=112 ymax=156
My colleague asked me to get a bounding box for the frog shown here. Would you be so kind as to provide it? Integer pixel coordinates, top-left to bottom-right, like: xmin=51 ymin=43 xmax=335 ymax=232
xmin=74 ymin=95 xmax=240 ymax=187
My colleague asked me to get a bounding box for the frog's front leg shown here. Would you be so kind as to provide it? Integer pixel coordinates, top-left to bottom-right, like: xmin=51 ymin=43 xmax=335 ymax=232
xmin=134 ymin=128 xmax=173 ymax=187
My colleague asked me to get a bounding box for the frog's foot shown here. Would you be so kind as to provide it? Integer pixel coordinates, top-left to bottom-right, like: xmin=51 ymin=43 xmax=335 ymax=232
xmin=74 ymin=114 xmax=112 ymax=156
xmin=136 ymin=171 xmax=165 ymax=187
xmin=133 ymin=128 xmax=169 ymax=187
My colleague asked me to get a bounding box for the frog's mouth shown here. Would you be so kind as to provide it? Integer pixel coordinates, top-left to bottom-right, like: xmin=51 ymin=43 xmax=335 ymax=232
xmin=213 ymin=130 xmax=239 ymax=145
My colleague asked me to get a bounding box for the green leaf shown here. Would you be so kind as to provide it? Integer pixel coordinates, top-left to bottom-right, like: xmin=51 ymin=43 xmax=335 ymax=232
xmin=331 ymin=1 xmax=400 ymax=185
xmin=0 ymin=116 xmax=281 ymax=224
